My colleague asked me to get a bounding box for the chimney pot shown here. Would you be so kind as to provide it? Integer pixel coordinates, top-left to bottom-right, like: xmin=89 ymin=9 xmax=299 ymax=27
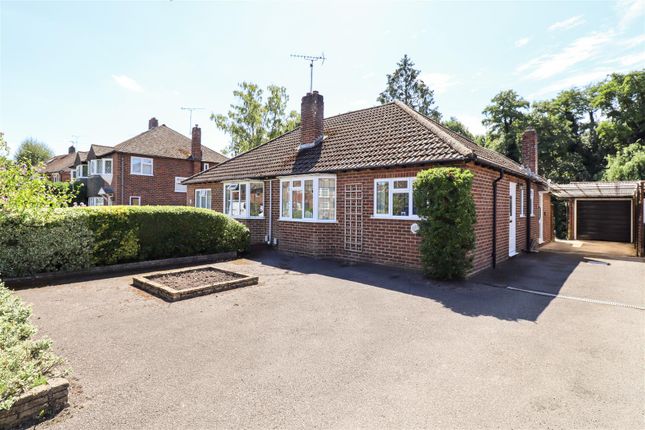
xmin=148 ymin=117 xmax=159 ymax=130
xmin=300 ymin=92 xmax=324 ymax=145
xmin=521 ymin=128 xmax=538 ymax=174
xmin=191 ymin=124 xmax=202 ymax=161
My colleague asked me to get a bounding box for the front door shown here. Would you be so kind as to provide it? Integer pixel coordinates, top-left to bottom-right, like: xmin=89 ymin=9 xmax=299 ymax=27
xmin=538 ymin=191 xmax=545 ymax=244
xmin=509 ymin=183 xmax=517 ymax=256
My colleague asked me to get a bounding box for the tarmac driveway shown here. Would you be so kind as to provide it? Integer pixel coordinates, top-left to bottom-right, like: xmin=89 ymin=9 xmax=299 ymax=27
xmin=16 ymin=250 xmax=644 ymax=429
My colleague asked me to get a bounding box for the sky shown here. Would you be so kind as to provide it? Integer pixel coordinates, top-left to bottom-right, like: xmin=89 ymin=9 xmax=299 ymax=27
xmin=1 ymin=0 xmax=644 ymax=157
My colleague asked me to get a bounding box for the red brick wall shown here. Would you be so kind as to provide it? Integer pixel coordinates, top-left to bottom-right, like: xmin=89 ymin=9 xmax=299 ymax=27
xmin=187 ymin=163 xmax=552 ymax=275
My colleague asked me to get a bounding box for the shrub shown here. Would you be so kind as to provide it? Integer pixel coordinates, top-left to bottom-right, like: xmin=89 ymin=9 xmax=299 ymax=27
xmin=0 ymin=282 xmax=66 ymax=411
xmin=413 ymin=167 xmax=476 ymax=280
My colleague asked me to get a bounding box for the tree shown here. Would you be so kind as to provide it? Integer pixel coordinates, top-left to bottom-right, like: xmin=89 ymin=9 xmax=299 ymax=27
xmin=603 ymin=141 xmax=645 ymax=181
xmin=212 ymin=82 xmax=299 ymax=156
xmin=481 ymin=90 xmax=529 ymax=162
xmin=377 ymin=55 xmax=441 ymax=120
xmin=442 ymin=117 xmax=474 ymax=140
xmin=15 ymin=138 xmax=53 ymax=165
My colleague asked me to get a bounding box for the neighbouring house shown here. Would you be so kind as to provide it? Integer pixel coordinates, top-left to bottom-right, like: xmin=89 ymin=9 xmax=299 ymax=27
xmin=551 ymin=181 xmax=645 ymax=256
xmin=183 ymin=91 xmax=553 ymax=274
xmin=71 ymin=118 xmax=227 ymax=206
xmin=43 ymin=145 xmax=79 ymax=183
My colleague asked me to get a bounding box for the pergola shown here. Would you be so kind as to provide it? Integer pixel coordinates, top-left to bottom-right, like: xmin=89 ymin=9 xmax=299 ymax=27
xmin=550 ymin=181 xmax=640 ymax=199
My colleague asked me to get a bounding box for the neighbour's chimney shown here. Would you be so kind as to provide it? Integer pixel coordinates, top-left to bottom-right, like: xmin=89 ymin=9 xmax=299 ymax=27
xmin=68 ymin=145 xmax=76 ymax=154
xmin=191 ymin=124 xmax=202 ymax=161
xmin=149 ymin=117 xmax=159 ymax=129
xmin=300 ymin=91 xmax=324 ymax=144
xmin=521 ymin=128 xmax=538 ymax=174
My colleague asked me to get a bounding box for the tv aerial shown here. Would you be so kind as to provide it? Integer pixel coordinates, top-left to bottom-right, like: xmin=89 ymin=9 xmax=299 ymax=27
xmin=290 ymin=53 xmax=326 ymax=93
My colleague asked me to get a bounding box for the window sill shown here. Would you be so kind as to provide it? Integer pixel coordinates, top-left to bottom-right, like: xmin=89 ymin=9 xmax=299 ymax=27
xmin=231 ymin=216 xmax=265 ymax=220
xmin=278 ymin=218 xmax=337 ymax=223
xmin=520 ymin=215 xmax=526 ymax=218
xmin=371 ymin=215 xmax=420 ymax=221
xmin=131 ymin=173 xmax=154 ymax=176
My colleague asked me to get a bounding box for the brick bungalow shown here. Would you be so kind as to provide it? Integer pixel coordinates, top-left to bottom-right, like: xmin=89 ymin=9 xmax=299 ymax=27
xmin=183 ymin=92 xmax=553 ymax=274
xmin=71 ymin=118 xmax=227 ymax=206
xmin=43 ymin=145 xmax=81 ymax=183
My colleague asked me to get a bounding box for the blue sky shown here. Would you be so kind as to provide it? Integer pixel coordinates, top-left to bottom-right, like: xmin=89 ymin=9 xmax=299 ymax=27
xmin=1 ymin=0 xmax=644 ymax=157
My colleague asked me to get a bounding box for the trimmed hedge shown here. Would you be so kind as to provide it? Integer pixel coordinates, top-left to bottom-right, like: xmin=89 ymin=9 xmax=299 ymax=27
xmin=0 ymin=206 xmax=250 ymax=277
xmin=413 ymin=167 xmax=476 ymax=280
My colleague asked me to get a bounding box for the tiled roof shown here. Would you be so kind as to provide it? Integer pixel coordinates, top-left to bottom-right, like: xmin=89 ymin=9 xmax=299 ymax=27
xmin=91 ymin=145 xmax=115 ymax=157
xmin=112 ymin=125 xmax=227 ymax=164
xmin=44 ymin=152 xmax=76 ymax=173
xmin=185 ymin=101 xmax=540 ymax=184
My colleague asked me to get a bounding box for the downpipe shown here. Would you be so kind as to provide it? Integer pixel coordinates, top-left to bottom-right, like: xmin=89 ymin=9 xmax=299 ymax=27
xmin=492 ymin=169 xmax=504 ymax=269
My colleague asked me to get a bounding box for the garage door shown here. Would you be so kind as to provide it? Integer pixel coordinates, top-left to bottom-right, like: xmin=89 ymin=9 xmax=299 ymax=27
xmin=577 ymin=200 xmax=631 ymax=242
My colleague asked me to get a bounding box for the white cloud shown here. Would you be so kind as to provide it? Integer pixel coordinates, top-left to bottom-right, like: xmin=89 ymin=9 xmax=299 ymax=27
xmin=112 ymin=74 xmax=143 ymax=92
xmin=548 ymin=15 xmax=585 ymax=31
xmin=420 ymin=72 xmax=457 ymax=94
xmin=615 ymin=51 xmax=645 ymax=66
xmin=515 ymin=37 xmax=530 ymax=48
xmin=617 ymin=0 xmax=645 ymax=29
xmin=454 ymin=114 xmax=486 ymax=136
xmin=618 ymin=34 xmax=645 ymax=48
xmin=528 ymin=69 xmax=613 ymax=99
xmin=518 ymin=31 xmax=614 ymax=80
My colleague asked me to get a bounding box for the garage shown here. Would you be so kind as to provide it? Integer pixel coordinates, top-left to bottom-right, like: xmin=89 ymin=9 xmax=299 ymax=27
xmin=576 ymin=200 xmax=631 ymax=242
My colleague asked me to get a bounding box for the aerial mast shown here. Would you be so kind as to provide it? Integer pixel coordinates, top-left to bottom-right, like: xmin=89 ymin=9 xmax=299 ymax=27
xmin=290 ymin=53 xmax=326 ymax=93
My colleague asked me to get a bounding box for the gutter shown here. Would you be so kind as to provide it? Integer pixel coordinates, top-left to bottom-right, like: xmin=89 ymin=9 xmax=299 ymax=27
xmin=492 ymin=168 xmax=504 ymax=269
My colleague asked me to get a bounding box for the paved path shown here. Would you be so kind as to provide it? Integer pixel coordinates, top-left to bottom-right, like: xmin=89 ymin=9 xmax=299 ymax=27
xmin=18 ymin=250 xmax=644 ymax=429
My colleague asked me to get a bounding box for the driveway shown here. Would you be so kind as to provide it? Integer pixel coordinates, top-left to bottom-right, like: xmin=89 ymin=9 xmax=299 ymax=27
xmin=17 ymin=250 xmax=644 ymax=429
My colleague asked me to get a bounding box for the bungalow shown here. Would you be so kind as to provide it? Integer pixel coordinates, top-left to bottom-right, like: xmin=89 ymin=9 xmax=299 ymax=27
xmin=183 ymin=92 xmax=553 ymax=274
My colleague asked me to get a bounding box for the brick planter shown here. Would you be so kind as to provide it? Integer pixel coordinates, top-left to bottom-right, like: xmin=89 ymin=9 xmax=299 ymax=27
xmin=0 ymin=378 xmax=69 ymax=430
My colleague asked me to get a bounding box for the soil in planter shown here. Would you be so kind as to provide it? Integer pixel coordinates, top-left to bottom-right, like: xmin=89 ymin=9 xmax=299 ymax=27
xmin=147 ymin=268 xmax=245 ymax=291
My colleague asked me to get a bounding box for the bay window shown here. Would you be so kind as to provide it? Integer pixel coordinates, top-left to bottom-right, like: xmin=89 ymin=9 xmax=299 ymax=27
xmin=195 ymin=189 xmax=212 ymax=209
xmin=373 ymin=177 xmax=419 ymax=219
xmin=280 ymin=176 xmax=336 ymax=222
xmin=76 ymin=164 xmax=88 ymax=178
xmin=89 ymin=159 xmax=113 ymax=176
xmin=223 ymin=181 xmax=264 ymax=218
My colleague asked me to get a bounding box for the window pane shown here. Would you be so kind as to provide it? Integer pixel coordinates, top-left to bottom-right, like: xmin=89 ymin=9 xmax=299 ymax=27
xmin=281 ymin=181 xmax=290 ymax=217
xmin=292 ymin=180 xmax=302 ymax=188
xmin=82 ymin=165 xmax=88 ymax=176
xmin=393 ymin=180 xmax=408 ymax=189
xmin=239 ymin=183 xmax=247 ymax=216
xmin=142 ymin=161 xmax=152 ymax=175
xmin=250 ymin=183 xmax=264 ymax=217
xmin=292 ymin=188 xmax=303 ymax=219
xmin=392 ymin=192 xmax=409 ymax=216
xmin=225 ymin=187 xmax=231 ymax=214
xmin=376 ymin=181 xmax=389 ymax=215
xmin=104 ymin=160 xmax=112 ymax=174
xmin=304 ymin=180 xmax=314 ymax=218
xmin=318 ymin=178 xmax=336 ymax=220
xmin=132 ymin=158 xmax=141 ymax=173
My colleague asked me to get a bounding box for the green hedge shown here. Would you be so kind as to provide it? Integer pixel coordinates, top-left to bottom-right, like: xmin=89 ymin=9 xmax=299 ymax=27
xmin=0 ymin=206 xmax=250 ymax=277
xmin=413 ymin=167 xmax=477 ymax=280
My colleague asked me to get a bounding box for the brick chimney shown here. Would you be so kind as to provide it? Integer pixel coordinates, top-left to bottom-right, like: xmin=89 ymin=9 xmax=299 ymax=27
xmin=191 ymin=124 xmax=202 ymax=161
xmin=149 ymin=117 xmax=159 ymax=129
xmin=68 ymin=145 xmax=76 ymax=154
xmin=300 ymin=91 xmax=324 ymax=144
xmin=521 ymin=128 xmax=538 ymax=174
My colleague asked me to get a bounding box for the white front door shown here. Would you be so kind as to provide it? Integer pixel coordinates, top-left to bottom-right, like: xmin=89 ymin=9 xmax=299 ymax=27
xmin=509 ymin=183 xmax=517 ymax=256
xmin=538 ymin=191 xmax=545 ymax=244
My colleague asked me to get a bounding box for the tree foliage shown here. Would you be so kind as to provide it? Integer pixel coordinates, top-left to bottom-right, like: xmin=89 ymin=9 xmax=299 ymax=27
xmin=603 ymin=141 xmax=645 ymax=181
xmin=482 ymin=90 xmax=529 ymax=162
xmin=14 ymin=137 xmax=53 ymax=165
xmin=378 ymin=55 xmax=441 ymax=120
xmin=442 ymin=117 xmax=474 ymax=140
xmin=212 ymin=82 xmax=300 ymax=156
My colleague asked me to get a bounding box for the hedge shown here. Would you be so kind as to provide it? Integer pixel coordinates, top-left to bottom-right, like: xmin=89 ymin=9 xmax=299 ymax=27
xmin=0 ymin=206 xmax=250 ymax=277
xmin=413 ymin=167 xmax=476 ymax=280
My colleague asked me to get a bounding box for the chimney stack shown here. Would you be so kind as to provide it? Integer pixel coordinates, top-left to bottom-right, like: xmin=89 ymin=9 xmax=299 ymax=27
xmin=191 ymin=124 xmax=202 ymax=161
xmin=300 ymin=91 xmax=324 ymax=144
xmin=149 ymin=117 xmax=159 ymax=130
xmin=521 ymin=128 xmax=538 ymax=174
xmin=68 ymin=145 xmax=76 ymax=154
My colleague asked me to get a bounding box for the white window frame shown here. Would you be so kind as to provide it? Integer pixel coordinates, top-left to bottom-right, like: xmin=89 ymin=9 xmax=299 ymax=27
xmin=88 ymin=197 xmax=104 ymax=206
xmin=519 ymin=185 xmax=525 ymax=217
xmin=203 ymin=163 xmax=210 ymax=171
xmin=51 ymin=173 xmax=60 ymax=183
xmin=70 ymin=169 xmax=76 ymax=181
xmin=89 ymin=159 xmax=99 ymax=176
xmin=279 ymin=175 xmax=337 ymax=223
xmin=175 ymin=177 xmax=188 ymax=193
xmin=129 ymin=196 xmax=141 ymax=206
xmin=530 ymin=189 xmax=535 ymax=217
xmin=223 ymin=181 xmax=264 ymax=219
xmin=76 ymin=164 xmax=88 ymax=178
xmin=89 ymin=158 xmax=112 ymax=176
xmin=103 ymin=158 xmax=112 ymax=175
xmin=130 ymin=156 xmax=153 ymax=176
xmin=195 ymin=189 xmax=212 ymax=209
xmin=372 ymin=177 xmax=419 ymax=220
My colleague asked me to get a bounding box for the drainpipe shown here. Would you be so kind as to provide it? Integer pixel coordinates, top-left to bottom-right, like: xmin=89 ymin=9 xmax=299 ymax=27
xmin=526 ymin=178 xmax=531 ymax=252
xmin=492 ymin=169 xmax=504 ymax=269
xmin=267 ymin=179 xmax=272 ymax=245
xmin=120 ymin=154 xmax=125 ymax=205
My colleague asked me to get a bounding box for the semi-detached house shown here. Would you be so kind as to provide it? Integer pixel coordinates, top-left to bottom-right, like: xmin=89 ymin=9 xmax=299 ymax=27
xmin=183 ymin=92 xmax=553 ymax=274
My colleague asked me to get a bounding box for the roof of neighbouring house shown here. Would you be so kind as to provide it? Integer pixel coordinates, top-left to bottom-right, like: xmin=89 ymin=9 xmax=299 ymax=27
xmin=44 ymin=152 xmax=77 ymax=173
xmin=551 ymin=181 xmax=642 ymax=198
xmin=184 ymin=101 xmax=543 ymax=185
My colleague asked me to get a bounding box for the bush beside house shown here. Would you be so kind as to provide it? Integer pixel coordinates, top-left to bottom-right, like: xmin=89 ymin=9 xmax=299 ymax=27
xmin=414 ymin=167 xmax=476 ymax=280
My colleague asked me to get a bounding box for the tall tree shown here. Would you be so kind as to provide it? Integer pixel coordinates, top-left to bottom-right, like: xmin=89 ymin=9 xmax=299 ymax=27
xmin=481 ymin=90 xmax=529 ymax=161
xmin=212 ymin=82 xmax=300 ymax=156
xmin=377 ymin=55 xmax=441 ymax=120
xmin=15 ymin=138 xmax=53 ymax=165
xmin=603 ymin=141 xmax=645 ymax=180
xmin=442 ymin=117 xmax=474 ymax=140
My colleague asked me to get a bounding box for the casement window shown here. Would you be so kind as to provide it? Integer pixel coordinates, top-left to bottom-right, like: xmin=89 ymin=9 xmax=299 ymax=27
xmin=70 ymin=169 xmax=76 ymax=181
xmin=530 ymin=189 xmax=535 ymax=217
xmin=223 ymin=181 xmax=264 ymax=218
xmin=129 ymin=196 xmax=141 ymax=206
xmin=88 ymin=197 xmax=104 ymax=206
xmin=195 ymin=189 xmax=212 ymax=209
xmin=203 ymin=163 xmax=210 ymax=171
xmin=131 ymin=157 xmax=153 ymax=176
xmin=175 ymin=177 xmax=187 ymax=193
xmin=519 ymin=186 xmax=525 ymax=217
xmin=51 ymin=173 xmax=60 ymax=183
xmin=76 ymin=164 xmax=88 ymax=178
xmin=89 ymin=159 xmax=112 ymax=176
xmin=373 ymin=178 xmax=419 ymax=219
xmin=279 ymin=176 xmax=336 ymax=222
